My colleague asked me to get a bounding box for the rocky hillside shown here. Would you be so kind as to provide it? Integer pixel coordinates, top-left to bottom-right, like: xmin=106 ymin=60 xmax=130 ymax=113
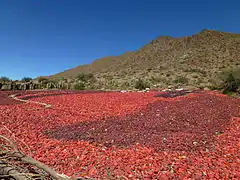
xmin=48 ymin=29 xmax=240 ymax=90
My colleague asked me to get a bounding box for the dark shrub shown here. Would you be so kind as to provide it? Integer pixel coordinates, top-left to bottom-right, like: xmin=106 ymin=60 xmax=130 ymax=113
xmin=21 ymin=77 xmax=32 ymax=82
xmin=73 ymin=83 xmax=85 ymax=90
xmin=173 ymin=76 xmax=188 ymax=84
xmin=0 ymin=76 xmax=11 ymax=82
xmin=76 ymin=73 xmax=94 ymax=82
xmin=221 ymin=73 xmax=240 ymax=93
xmin=218 ymin=67 xmax=240 ymax=93
xmin=38 ymin=77 xmax=49 ymax=83
xmin=134 ymin=79 xmax=149 ymax=90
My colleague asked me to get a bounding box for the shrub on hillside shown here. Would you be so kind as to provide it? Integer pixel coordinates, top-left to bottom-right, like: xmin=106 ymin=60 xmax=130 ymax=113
xmin=218 ymin=67 xmax=240 ymax=93
xmin=73 ymin=82 xmax=85 ymax=90
xmin=173 ymin=76 xmax=188 ymax=84
xmin=134 ymin=79 xmax=150 ymax=90
xmin=38 ymin=77 xmax=49 ymax=83
xmin=76 ymin=73 xmax=94 ymax=82
xmin=221 ymin=73 xmax=240 ymax=93
xmin=58 ymin=77 xmax=67 ymax=82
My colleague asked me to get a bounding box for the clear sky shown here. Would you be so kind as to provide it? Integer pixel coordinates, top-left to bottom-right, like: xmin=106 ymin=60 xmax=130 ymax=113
xmin=0 ymin=0 xmax=239 ymax=80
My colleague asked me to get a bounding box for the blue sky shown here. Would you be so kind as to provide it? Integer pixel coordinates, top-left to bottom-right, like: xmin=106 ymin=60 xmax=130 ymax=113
xmin=0 ymin=0 xmax=239 ymax=80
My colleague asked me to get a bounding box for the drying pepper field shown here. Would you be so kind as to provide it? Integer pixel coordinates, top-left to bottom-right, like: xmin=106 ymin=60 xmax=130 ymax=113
xmin=0 ymin=90 xmax=239 ymax=179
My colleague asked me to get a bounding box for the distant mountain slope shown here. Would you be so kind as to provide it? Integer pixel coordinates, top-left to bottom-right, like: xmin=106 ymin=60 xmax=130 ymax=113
xmin=51 ymin=52 xmax=135 ymax=78
xmin=49 ymin=29 xmax=240 ymax=89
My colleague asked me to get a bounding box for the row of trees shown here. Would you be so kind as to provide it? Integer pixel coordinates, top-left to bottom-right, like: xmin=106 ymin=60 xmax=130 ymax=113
xmin=0 ymin=76 xmax=33 ymax=82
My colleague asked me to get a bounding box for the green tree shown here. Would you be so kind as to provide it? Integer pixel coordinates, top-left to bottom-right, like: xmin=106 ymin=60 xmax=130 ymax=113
xmin=218 ymin=67 xmax=240 ymax=93
xmin=21 ymin=77 xmax=33 ymax=82
xmin=0 ymin=76 xmax=11 ymax=82
xmin=73 ymin=82 xmax=85 ymax=90
xmin=222 ymin=73 xmax=240 ymax=93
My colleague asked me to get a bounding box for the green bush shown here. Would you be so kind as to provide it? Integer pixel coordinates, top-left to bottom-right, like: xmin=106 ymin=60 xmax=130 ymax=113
xmin=76 ymin=72 xmax=94 ymax=82
xmin=58 ymin=77 xmax=66 ymax=81
xmin=221 ymin=73 xmax=240 ymax=93
xmin=173 ymin=76 xmax=188 ymax=84
xmin=21 ymin=77 xmax=32 ymax=82
xmin=0 ymin=76 xmax=11 ymax=82
xmin=73 ymin=82 xmax=85 ymax=90
xmin=220 ymin=67 xmax=240 ymax=79
xmin=38 ymin=77 xmax=48 ymax=83
xmin=184 ymin=68 xmax=207 ymax=75
xmin=219 ymin=67 xmax=240 ymax=93
xmin=134 ymin=79 xmax=149 ymax=90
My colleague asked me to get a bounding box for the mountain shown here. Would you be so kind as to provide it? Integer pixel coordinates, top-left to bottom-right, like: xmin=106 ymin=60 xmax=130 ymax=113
xmin=51 ymin=52 xmax=135 ymax=78
xmin=48 ymin=29 xmax=240 ymax=89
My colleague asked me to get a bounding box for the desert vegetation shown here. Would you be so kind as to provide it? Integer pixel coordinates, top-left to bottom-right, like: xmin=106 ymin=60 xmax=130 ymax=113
xmin=134 ymin=79 xmax=150 ymax=90
xmin=219 ymin=67 xmax=240 ymax=94
xmin=1 ymin=67 xmax=240 ymax=95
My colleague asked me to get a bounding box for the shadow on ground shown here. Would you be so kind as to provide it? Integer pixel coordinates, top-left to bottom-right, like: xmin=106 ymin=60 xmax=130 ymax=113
xmin=0 ymin=91 xmax=24 ymax=105
xmin=44 ymin=92 xmax=240 ymax=152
